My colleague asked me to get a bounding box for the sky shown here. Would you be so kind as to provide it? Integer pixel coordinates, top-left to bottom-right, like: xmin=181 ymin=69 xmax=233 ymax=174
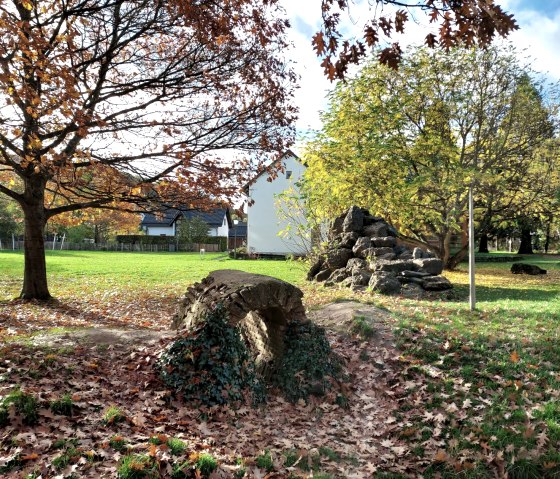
xmin=281 ymin=0 xmax=560 ymax=147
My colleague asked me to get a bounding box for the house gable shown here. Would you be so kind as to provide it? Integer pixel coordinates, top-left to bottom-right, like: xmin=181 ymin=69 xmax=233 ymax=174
xmin=246 ymin=151 xmax=308 ymax=255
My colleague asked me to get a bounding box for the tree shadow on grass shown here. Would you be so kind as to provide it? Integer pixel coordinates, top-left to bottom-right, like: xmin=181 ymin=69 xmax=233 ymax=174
xmin=443 ymin=282 xmax=559 ymax=303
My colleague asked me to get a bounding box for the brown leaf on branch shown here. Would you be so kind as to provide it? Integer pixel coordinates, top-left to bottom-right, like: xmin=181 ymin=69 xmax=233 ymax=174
xmin=314 ymin=0 xmax=518 ymax=80
xmin=395 ymin=10 xmax=408 ymax=33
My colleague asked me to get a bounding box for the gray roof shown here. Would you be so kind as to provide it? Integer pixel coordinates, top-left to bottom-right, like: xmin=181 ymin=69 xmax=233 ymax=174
xmin=141 ymin=208 xmax=231 ymax=228
xmin=228 ymin=222 xmax=247 ymax=238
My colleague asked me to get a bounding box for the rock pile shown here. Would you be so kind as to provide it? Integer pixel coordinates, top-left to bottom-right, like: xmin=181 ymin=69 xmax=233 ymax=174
xmin=308 ymin=206 xmax=453 ymax=295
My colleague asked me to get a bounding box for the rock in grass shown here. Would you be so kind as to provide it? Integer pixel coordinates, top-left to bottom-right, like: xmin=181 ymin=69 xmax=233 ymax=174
xmin=511 ymin=263 xmax=547 ymax=275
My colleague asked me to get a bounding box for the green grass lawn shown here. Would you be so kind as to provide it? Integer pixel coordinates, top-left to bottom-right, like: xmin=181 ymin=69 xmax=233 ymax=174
xmin=0 ymin=250 xmax=308 ymax=301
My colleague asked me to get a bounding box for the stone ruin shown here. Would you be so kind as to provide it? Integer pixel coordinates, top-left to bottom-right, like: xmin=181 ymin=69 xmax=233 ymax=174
xmin=308 ymin=206 xmax=453 ymax=295
xmin=174 ymin=269 xmax=307 ymax=377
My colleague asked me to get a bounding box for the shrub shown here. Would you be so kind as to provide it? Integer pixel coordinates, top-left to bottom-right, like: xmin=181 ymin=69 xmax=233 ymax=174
xmin=273 ymin=322 xmax=342 ymax=402
xmin=0 ymin=388 xmax=39 ymax=426
xmin=158 ymin=305 xmax=265 ymax=406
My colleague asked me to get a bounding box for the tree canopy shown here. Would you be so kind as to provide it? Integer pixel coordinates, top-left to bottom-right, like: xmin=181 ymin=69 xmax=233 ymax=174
xmin=0 ymin=0 xmax=295 ymax=299
xmin=304 ymin=46 xmax=559 ymax=268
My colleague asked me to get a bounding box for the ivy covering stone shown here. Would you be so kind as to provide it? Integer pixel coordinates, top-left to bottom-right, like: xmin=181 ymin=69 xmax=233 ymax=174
xmin=161 ymin=298 xmax=343 ymax=406
xmin=158 ymin=306 xmax=266 ymax=406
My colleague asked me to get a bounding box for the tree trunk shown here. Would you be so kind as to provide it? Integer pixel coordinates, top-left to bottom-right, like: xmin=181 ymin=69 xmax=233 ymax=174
xmin=517 ymin=225 xmax=534 ymax=255
xmin=478 ymin=234 xmax=489 ymax=253
xmin=545 ymin=216 xmax=552 ymax=253
xmin=446 ymin=244 xmax=468 ymax=270
xmin=441 ymin=229 xmax=451 ymax=267
xmin=20 ymin=177 xmax=51 ymax=300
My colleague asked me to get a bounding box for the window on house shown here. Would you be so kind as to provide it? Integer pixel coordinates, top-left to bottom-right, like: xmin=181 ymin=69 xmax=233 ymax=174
xmin=286 ymin=170 xmax=292 ymax=179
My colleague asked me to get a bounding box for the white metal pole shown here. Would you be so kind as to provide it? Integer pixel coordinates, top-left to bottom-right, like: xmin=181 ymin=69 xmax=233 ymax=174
xmin=469 ymin=186 xmax=476 ymax=311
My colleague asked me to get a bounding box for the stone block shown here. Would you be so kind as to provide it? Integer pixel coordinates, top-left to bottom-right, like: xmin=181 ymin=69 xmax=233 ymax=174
xmin=315 ymin=269 xmax=332 ymax=282
xmin=342 ymin=206 xmax=364 ymax=233
xmin=373 ymin=259 xmax=418 ymax=273
xmin=422 ymin=275 xmax=453 ymax=291
xmin=413 ymin=258 xmax=443 ymax=275
xmin=325 ymin=248 xmax=353 ymax=270
xmin=352 ymin=270 xmax=372 ymax=286
xmin=339 ymin=232 xmax=359 ymax=248
xmin=364 ymin=222 xmax=388 ymax=237
xmin=326 ymin=268 xmax=350 ymax=284
xmin=346 ymin=257 xmax=368 ymax=271
xmin=371 ymin=236 xmax=397 ymax=248
xmin=352 ymin=236 xmax=372 ymax=257
xmin=368 ymin=272 xmax=401 ymax=295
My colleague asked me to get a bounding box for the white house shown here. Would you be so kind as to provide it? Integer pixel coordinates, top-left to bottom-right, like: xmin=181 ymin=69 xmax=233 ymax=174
xmin=140 ymin=208 xmax=231 ymax=237
xmin=246 ymin=150 xmax=308 ymax=255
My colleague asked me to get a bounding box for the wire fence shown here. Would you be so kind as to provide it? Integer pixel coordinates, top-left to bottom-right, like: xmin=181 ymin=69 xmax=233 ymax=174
xmin=0 ymin=239 xmax=222 ymax=252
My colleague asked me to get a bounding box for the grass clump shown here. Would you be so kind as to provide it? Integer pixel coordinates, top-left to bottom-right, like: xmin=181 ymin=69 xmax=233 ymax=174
xmin=110 ymin=435 xmax=128 ymax=452
xmin=0 ymin=388 xmax=39 ymax=426
xmin=50 ymin=393 xmax=73 ymax=416
xmin=256 ymin=450 xmax=274 ymax=472
xmin=171 ymin=453 xmax=218 ymax=478
xmin=52 ymin=447 xmax=81 ymax=470
xmin=171 ymin=461 xmax=191 ymax=479
xmin=103 ymin=405 xmax=125 ymax=425
xmin=167 ymin=437 xmax=187 ymax=455
xmin=158 ymin=305 xmax=265 ymax=406
xmin=351 ymin=315 xmax=375 ymax=339
xmin=319 ymin=446 xmax=340 ymax=462
xmin=234 ymin=457 xmax=246 ymax=479
xmin=195 ymin=453 xmax=218 ymax=477
xmin=148 ymin=434 xmax=166 ymax=446
xmin=117 ymin=454 xmax=158 ymax=479
xmin=274 ymin=321 xmax=342 ymax=402
xmin=148 ymin=434 xmax=186 ymax=455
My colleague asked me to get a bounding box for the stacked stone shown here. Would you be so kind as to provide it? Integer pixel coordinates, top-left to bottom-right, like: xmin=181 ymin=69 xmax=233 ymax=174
xmin=307 ymin=206 xmax=452 ymax=295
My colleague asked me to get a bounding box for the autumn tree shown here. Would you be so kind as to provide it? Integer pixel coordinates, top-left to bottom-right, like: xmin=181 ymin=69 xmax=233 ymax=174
xmin=313 ymin=0 xmax=518 ymax=79
xmin=0 ymin=0 xmax=295 ymax=299
xmin=49 ymin=208 xmax=140 ymax=243
xmin=304 ymin=46 xmax=558 ymax=269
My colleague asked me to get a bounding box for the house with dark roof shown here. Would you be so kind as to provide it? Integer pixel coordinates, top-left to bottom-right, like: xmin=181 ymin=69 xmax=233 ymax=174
xmin=228 ymin=221 xmax=247 ymax=249
xmin=140 ymin=208 xmax=232 ymax=238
